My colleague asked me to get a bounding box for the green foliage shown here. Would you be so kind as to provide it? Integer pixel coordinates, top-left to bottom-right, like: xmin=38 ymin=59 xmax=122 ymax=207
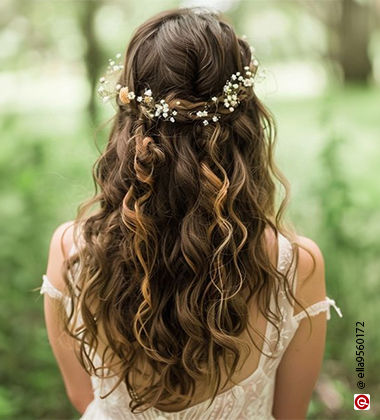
xmin=0 ymin=112 xmax=95 ymax=419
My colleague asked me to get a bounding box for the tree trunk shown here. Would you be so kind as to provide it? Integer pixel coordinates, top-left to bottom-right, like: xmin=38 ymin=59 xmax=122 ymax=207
xmin=77 ymin=1 xmax=103 ymax=125
xmin=338 ymin=0 xmax=372 ymax=83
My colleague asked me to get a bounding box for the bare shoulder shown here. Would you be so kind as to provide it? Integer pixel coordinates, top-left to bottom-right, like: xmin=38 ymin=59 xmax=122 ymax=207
xmin=44 ymin=220 xmax=75 ymax=293
xmin=51 ymin=220 xmax=75 ymax=251
xmin=292 ymin=235 xmax=326 ymax=315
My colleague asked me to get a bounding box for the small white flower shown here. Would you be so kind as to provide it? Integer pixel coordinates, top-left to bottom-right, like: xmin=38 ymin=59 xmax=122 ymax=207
xmin=236 ymin=72 xmax=240 ymax=76
xmin=253 ymin=59 xmax=259 ymax=66
xmin=244 ymin=66 xmax=250 ymax=70
xmin=233 ymin=83 xmax=239 ymax=89
xmin=212 ymin=115 xmax=219 ymax=122
xmin=116 ymin=84 xmax=122 ymax=91
xmin=196 ymin=110 xmax=208 ymax=117
xmin=102 ymin=96 xmax=110 ymax=103
xmin=137 ymin=96 xmax=142 ymax=102
xmin=246 ymin=71 xmax=252 ymax=76
xmin=99 ymin=77 xmax=105 ymax=83
xmin=97 ymin=86 xmax=104 ymax=92
xmin=145 ymin=89 xmax=152 ymax=96
xmin=163 ymin=112 xmax=168 ymax=118
xmin=212 ymin=96 xmax=218 ymax=102
xmin=172 ymin=110 xmax=177 ymax=116
xmin=176 ymin=101 xmax=181 ymax=105
xmin=203 ymin=120 xmax=209 ymax=126
xmin=231 ymin=74 xmax=237 ymax=80
xmin=170 ymin=117 xmax=175 ymax=122
xmin=229 ymin=107 xmax=234 ymax=112
xmin=127 ymin=91 xmax=135 ymax=99
xmin=238 ymin=76 xmax=244 ymax=81
xmin=110 ymin=60 xmax=115 ymax=66
xmin=116 ymin=53 xmax=121 ymax=59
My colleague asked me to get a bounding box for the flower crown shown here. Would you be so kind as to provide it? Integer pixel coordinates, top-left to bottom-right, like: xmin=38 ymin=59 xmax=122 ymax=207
xmin=98 ymin=45 xmax=260 ymax=126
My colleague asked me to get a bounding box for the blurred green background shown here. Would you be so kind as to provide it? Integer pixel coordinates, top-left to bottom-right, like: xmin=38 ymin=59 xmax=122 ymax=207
xmin=1 ymin=0 xmax=379 ymax=419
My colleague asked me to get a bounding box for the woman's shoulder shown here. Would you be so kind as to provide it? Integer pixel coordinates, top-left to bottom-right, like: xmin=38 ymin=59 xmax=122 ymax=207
xmin=292 ymin=234 xmax=326 ymax=316
xmin=43 ymin=220 xmax=76 ymax=295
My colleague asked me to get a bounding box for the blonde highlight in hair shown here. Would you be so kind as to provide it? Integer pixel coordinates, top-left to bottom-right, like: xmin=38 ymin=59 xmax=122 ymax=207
xmin=62 ymin=8 xmax=313 ymax=413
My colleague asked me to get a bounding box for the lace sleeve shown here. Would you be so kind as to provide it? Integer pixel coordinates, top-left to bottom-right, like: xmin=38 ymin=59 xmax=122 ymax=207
xmin=293 ymin=296 xmax=343 ymax=323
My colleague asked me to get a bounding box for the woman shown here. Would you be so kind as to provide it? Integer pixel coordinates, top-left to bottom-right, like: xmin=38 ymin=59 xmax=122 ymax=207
xmin=40 ymin=7 xmax=342 ymax=419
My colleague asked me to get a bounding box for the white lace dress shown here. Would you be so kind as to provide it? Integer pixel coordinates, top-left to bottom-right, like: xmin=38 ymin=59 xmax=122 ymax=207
xmin=40 ymin=232 xmax=343 ymax=419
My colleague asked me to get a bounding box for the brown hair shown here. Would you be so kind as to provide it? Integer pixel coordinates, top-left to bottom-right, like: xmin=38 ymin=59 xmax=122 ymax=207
xmin=62 ymin=7 xmax=311 ymax=413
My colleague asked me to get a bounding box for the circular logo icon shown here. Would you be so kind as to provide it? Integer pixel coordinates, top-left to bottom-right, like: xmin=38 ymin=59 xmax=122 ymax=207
xmin=354 ymin=394 xmax=370 ymax=410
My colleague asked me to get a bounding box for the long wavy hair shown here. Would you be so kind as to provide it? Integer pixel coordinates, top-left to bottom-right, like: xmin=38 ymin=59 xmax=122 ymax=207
xmin=61 ymin=7 xmax=312 ymax=413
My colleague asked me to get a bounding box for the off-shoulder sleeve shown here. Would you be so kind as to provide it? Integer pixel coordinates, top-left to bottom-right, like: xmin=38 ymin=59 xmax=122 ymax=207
xmin=293 ymin=296 xmax=343 ymax=323
xmin=40 ymin=274 xmax=71 ymax=309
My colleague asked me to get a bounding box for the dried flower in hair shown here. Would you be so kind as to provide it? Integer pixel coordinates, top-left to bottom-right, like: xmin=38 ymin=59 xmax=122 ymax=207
xmin=119 ymin=87 xmax=131 ymax=104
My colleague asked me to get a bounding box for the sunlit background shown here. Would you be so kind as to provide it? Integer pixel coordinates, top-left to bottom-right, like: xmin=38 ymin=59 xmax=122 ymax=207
xmin=1 ymin=0 xmax=379 ymax=418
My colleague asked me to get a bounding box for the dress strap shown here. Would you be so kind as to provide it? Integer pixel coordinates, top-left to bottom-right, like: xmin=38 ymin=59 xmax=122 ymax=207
xmin=276 ymin=232 xmax=294 ymax=274
xmin=40 ymin=274 xmax=70 ymax=304
xmin=293 ymin=296 xmax=343 ymax=323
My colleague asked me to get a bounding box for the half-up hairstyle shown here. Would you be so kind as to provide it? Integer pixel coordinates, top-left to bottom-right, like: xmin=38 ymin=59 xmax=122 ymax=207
xmin=62 ymin=7 xmax=312 ymax=413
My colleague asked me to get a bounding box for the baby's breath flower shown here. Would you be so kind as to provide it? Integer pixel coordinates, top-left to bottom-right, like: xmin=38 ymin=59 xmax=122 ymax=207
xmin=99 ymin=44 xmax=262 ymax=124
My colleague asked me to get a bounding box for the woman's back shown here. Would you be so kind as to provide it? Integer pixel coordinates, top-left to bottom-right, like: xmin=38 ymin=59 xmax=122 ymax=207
xmin=41 ymin=224 xmax=342 ymax=419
